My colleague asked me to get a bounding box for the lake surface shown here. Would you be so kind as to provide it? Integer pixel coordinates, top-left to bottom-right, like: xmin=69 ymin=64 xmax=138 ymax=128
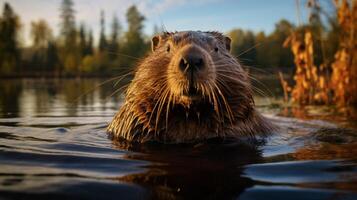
xmin=0 ymin=78 xmax=357 ymax=200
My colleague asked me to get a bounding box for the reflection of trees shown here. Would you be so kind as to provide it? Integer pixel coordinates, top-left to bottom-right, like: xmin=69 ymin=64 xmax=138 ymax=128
xmin=0 ymin=80 xmax=22 ymax=117
xmin=279 ymin=106 xmax=357 ymax=128
xmin=113 ymin=140 xmax=263 ymax=199
xmin=0 ymin=78 xmax=126 ymax=117
xmin=59 ymin=78 xmax=126 ymax=115
xmin=294 ymin=127 xmax=357 ymax=160
xmin=0 ymin=3 xmax=20 ymax=76
xmin=34 ymin=79 xmax=55 ymax=114
xmin=280 ymin=106 xmax=309 ymax=119
xmin=294 ymin=143 xmax=357 ymax=160
xmin=61 ymin=79 xmax=93 ymax=116
xmin=292 ymin=131 xmax=357 ymax=192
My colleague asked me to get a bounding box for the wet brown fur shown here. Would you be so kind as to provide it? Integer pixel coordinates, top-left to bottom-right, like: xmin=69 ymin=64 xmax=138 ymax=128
xmin=108 ymin=31 xmax=275 ymax=143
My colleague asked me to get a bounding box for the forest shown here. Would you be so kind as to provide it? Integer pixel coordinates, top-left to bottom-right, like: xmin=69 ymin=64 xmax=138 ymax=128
xmin=0 ymin=0 xmax=355 ymax=107
xmin=0 ymin=0 xmax=149 ymax=77
xmin=0 ymin=0 xmax=340 ymax=77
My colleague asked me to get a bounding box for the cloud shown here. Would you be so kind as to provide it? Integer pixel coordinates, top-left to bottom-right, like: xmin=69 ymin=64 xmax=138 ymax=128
xmin=136 ymin=0 xmax=188 ymax=17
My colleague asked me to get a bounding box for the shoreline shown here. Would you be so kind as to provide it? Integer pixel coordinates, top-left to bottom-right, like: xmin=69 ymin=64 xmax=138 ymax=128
xmin=0 ymin=74 xmax=118 ymax=79
xmin=0 ymin=70 xmax=291 ymax=80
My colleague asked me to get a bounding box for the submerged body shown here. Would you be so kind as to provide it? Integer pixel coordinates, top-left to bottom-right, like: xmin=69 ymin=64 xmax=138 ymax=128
xmin=108 ymin=31 xmax=275 ymax=143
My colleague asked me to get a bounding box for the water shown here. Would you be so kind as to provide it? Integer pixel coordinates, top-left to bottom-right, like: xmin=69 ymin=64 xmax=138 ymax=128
xmin=0 ymin=78 xmax=357 ymax=200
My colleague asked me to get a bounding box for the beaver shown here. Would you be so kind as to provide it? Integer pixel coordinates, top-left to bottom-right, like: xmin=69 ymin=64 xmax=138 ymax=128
xmin=108 ymin=31 xmax=275 ymax=143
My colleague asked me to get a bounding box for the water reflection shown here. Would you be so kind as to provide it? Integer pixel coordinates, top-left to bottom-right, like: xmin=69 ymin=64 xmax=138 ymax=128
xmin=0 ymin=80 xmax=22 ymax=118
xmin=113 ymin=139 xmax=263 ymax=199
xmin=0 ymin=78 xmax=357 ymax=199
xmin=0 ymin=78 xmax=356 ymax=128
xmin=113 ymin=136 xmax=357 ymax=200
xmin=279 ymin=106 xmax=357 ymax=129
xmin=0 ymin=79 xmax=123 ymax=119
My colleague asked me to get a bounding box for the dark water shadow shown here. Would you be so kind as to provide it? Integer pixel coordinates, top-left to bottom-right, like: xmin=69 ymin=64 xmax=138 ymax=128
xmin=112 ymin=138 xmax=264 ymax=199
xmin=111 ymin=133 xmax=357 ymax=200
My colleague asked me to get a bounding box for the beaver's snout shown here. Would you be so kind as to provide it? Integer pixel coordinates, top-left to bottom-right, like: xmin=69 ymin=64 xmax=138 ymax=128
xmin=178 ymin=50 xmax=204 ymax=73
xmin=177 ymin=44 xmax=207 ymax=83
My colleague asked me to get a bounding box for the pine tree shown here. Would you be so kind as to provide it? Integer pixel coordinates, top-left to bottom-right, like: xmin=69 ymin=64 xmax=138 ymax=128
xmin=0 ymin=3 xmax=20 ymax=75
xmin=121 ymin=5 xmax=148 ymax=67
xmin=79 ymin=23 xmax=87 ymax=57
xmin=59 ymin=0 xmax=79 ymax=74
xmin=60 ymin=0 xmax=75 ymax=44
xmin=99 ymin=10 xmax=108 ymax=52
xmin=86 ymin=29 xmax=94 ymax=55
xmin=109 ymin=14 xmax=121 ymax=60
xmin=46 ymin=41 xmax=60 ymax=72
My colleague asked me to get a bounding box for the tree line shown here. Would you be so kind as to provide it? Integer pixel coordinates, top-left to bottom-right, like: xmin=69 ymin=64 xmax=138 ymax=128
xmin=0 ymin=0 xmax=339 ymax=77
xmin=0 ymin=0 xmax=148 ymax=77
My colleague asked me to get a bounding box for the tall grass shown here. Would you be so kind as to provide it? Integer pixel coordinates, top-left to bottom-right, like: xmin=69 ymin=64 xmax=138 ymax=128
xmin=281 ymin=0 xmax=356 ymax=108
xmin=331 ymin=0 xmax=357 ymax=107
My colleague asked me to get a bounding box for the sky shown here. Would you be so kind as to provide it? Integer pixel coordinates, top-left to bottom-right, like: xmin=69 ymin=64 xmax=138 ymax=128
xmin=0 ymin=0 xmax=334 ymax=47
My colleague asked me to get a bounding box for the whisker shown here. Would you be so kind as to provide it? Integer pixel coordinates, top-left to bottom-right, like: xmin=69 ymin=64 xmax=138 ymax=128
xmin=165 ymin=92 xmax=173 ymax=131
xmin=148 ymin=85 xmax=167 ymax=131
xmin=155 ymin=87 xmax=170 ymax=133
xmin=213 ymin=82 xmax=234 ymax=125
xmin=207 ymin=82 xmax=222 ymax=124
xmin=247 ymin=74 xmax=274 ymax=97
xmin=113 ymin=71 xmax=135 ymax=88
xmin=72 ymin=74 xmax=133 ymax=104
xmin=103 ymin=83 xmax=131 ymax=103
xmin=104 ymin=48 xmax=141 ymax=60
xmin=236 ymin=43 xmax=262 ymax=57
xmin=243 ymin=65 xmax=275 ymax=75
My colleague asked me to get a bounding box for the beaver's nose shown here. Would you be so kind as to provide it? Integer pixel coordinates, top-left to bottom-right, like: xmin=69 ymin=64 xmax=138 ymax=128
xmin=179 ymin=53 xmax=204 ymax=74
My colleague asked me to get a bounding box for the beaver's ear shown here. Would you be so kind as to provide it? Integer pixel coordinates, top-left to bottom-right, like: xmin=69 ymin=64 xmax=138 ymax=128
xmin=151 ymin=35 xmax=161 ymax=52
xmin=224 ymin=36 xmax=231 ymax=51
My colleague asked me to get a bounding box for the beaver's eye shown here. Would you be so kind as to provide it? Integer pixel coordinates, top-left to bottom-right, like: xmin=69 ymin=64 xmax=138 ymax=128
xmin=166 ymin=45 xmax=171 ymax=52
xmin=214 ymin=47 xmax=219 ymax=52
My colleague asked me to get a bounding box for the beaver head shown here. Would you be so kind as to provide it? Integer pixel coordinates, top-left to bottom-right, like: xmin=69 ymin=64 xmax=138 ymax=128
xmin=108 ymin=31 xmax=274 ymax=143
